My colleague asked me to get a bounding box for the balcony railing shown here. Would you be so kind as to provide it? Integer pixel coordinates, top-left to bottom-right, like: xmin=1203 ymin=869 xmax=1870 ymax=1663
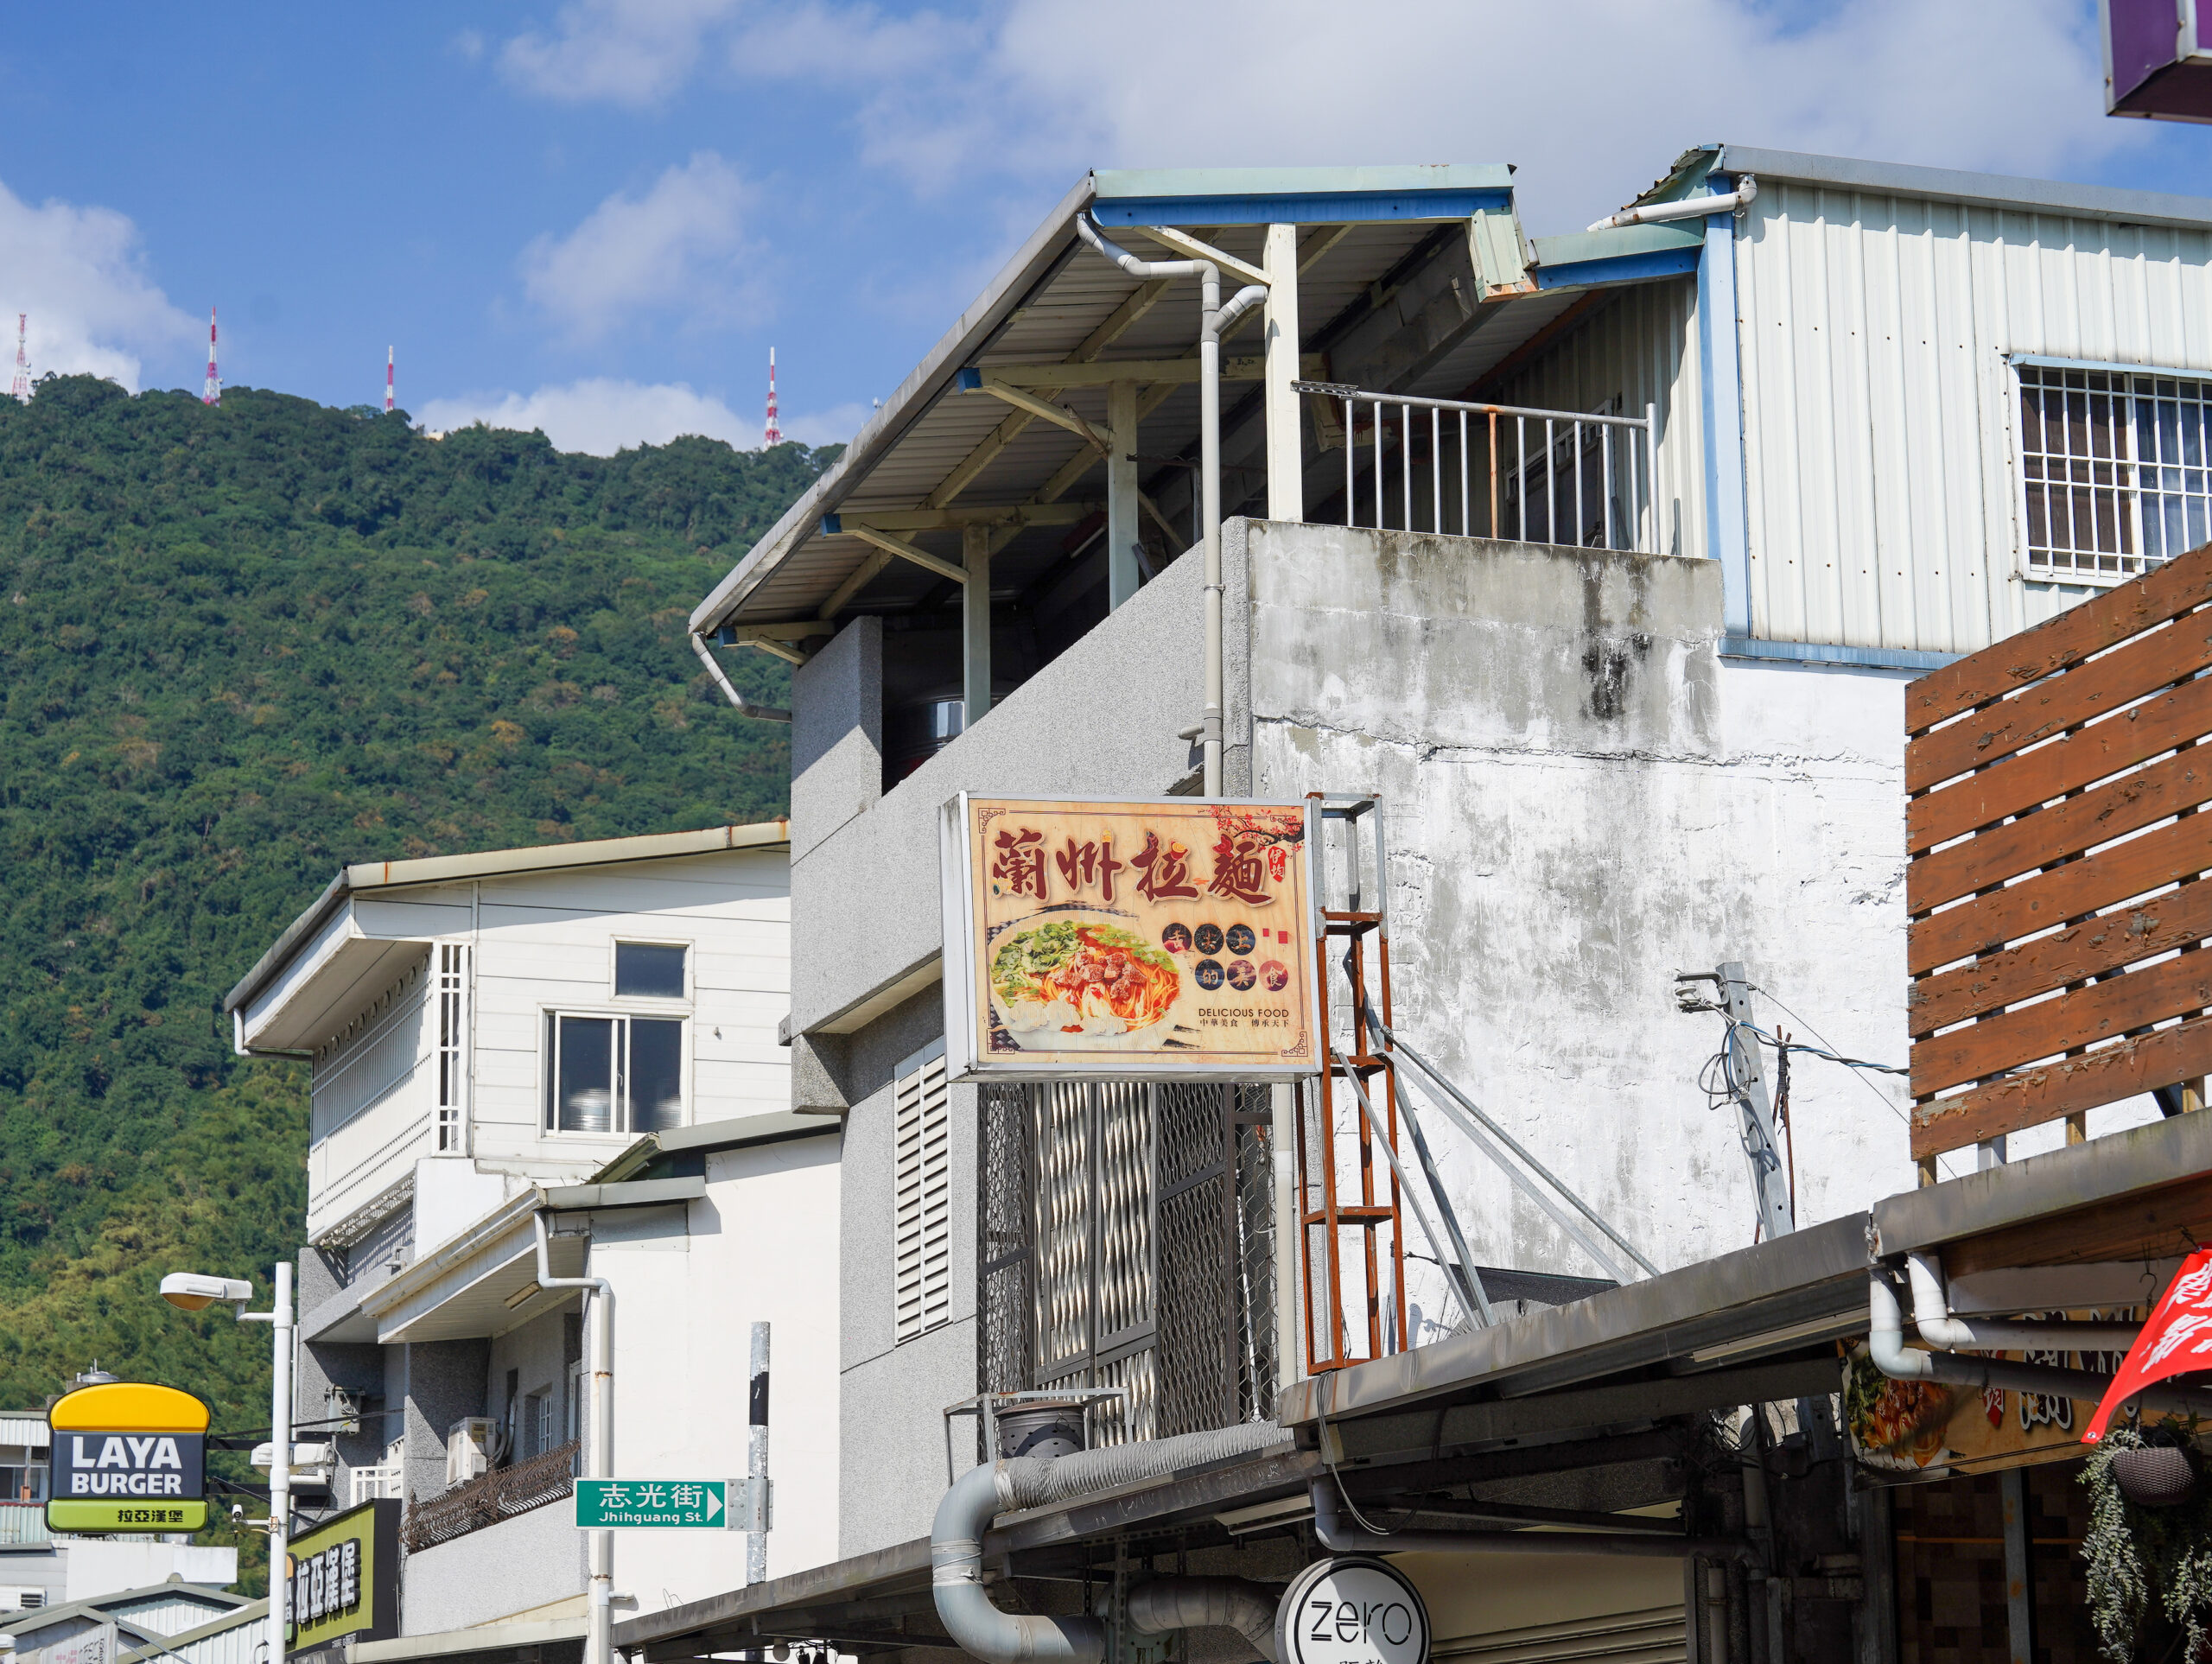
xmin=0 ymin=1502 xmax=52 ymax=1546
xmin=402 ymin=1439 xmax=580 ymax=1553
xmin=1296 ymin=381 xmax=1657 ymax=554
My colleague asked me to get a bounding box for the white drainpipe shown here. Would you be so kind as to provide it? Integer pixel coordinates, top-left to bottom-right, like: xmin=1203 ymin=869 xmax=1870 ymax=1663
xmin=1587 ymin=175 xmax=1758 ymax=232
xmin=1073 ymin=213 xmax=1267 ymax=798
xmin=1904 ymin=1253 xmax=2139 ymax=1352
xmin=536 ymin=1210 xmax=616 ymax=1664
xmin=690 ymin=631 xmax=792 ymax=722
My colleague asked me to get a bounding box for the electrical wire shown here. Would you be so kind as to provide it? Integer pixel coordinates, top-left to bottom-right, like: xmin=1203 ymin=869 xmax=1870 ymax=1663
xmin=1747 ymin=982 xmax=1970 ymax=1183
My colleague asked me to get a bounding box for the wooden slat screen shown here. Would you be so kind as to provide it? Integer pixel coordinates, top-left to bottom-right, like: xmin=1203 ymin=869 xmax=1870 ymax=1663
xmin=1905 ymin=543 xmax=2212 ymax=1160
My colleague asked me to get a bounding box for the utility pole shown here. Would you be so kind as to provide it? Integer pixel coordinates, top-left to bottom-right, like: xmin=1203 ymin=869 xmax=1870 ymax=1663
xmin=1677 ymin=962 xmax=1793 ymax=1242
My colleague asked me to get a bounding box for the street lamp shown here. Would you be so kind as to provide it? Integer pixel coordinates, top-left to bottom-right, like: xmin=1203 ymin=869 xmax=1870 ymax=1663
xmin=160 ymin=1263 xmax=293 ymax=1664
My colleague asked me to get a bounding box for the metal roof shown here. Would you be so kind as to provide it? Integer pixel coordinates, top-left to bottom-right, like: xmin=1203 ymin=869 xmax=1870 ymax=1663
xmin=690 ymin=166 xmax=1600 ymax=645
xmin=1683 ymin=143 xmax=2212 ymax=230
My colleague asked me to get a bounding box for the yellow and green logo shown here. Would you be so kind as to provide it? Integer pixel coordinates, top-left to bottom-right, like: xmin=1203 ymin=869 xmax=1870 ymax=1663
xmin=47 ymin=1382 xmax=209 ymax=1534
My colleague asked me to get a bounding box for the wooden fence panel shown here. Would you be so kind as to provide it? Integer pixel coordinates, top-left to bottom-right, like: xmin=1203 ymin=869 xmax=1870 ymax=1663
xmin=1906 ymin=542 xmax=2212 ymax=1162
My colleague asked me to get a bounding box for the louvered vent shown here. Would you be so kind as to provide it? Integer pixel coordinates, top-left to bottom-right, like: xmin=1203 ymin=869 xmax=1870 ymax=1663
xmin=893 ymin=1045 xmax=951 ymax=1344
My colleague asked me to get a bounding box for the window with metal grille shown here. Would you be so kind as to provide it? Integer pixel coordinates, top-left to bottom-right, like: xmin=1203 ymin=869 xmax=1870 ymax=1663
xmin=435 ymin=943 xmax=467 ymax=1152
xmin=2018 ymin=362 xmax=2212 ymax=578
xmin=893 ymin=1040 xmax=952 ymax=1345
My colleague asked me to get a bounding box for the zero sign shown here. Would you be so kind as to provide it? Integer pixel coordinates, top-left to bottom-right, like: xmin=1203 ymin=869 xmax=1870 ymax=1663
xmin=1276 ymin=1556 xmax=1431 ymax=1664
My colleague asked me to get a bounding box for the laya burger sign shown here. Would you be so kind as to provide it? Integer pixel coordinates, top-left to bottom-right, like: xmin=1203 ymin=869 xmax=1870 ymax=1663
xmin=46 ymin=1381 xmax=208 ymax=1533
xmin=287 ymin=1498 xmax=400 ymax=1652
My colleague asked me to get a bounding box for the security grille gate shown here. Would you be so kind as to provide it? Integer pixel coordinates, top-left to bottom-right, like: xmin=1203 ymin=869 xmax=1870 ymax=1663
xmin=979 ymin=1082 xmax=1277 ymax=1445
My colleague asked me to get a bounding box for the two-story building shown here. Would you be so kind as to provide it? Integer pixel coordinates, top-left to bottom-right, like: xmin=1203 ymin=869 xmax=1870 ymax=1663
xmin=226 ymin=822 xmax=836 ymax=1657
xmin=617 ymin=150 xmax=2212 ymax=1664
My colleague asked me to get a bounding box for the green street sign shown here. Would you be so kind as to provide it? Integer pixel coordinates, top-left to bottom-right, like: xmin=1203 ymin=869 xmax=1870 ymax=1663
xmin=574 ymin=1479 xmax=734 ymax=1529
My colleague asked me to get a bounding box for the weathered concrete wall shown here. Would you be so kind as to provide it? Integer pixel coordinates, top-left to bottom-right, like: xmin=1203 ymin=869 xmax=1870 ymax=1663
xmin=791 ymin=615 xmax=883 ymax=863
xmin=1244 ymin=519 xmax=1917 ymax=1316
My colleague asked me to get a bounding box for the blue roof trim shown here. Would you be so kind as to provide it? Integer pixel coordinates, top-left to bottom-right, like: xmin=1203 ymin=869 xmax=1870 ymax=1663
xmin=1090 ymin=188 xmax=1510 ymax=227
xmin=1534 ymin=246 xmax=1702 ymax=290
xmin=1720 ymin=634 xmax=1960 ymax=672
xmin=2009 ymin=352 xmax=2212 ymax=382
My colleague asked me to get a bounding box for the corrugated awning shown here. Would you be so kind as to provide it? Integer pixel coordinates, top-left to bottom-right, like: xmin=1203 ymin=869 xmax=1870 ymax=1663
xmin=690 ymin=165 xmax=1681 ymax=657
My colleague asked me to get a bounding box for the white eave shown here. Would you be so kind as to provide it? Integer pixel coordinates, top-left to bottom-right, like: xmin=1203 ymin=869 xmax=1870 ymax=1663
xmin=226 ymin=820 xmax=791 ymax=1052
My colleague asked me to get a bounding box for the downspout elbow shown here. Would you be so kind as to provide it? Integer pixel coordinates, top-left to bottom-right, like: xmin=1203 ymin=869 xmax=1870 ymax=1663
xmin=931 ymin=1462 xmax=1105 ymax=1664
xmin=1905 ymin=1252 xmax=2140 ymax=1351
xmin=1868 ymin=1271 xmax=1934 ymax=1380
xmin=1211 ymin=284 xmax=1271 ymax=340
xmin=690 ymin=631 xmax=792 ymax=723
xmin=1075 ymin=213 xmax=1209 ymax=287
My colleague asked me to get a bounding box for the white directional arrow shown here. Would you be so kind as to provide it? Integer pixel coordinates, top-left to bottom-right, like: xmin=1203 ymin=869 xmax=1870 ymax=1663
xmin=706 ymin=1486 xmax=723 ymax=1521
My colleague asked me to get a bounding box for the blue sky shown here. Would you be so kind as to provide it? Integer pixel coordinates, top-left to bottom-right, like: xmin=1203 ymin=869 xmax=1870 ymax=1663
xmin=7 ymin=0 xmax=2212 ymax=455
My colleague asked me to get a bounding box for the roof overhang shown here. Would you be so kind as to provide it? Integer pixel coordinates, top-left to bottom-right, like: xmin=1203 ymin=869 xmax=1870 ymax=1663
xmin=1281 ymin=1107 xmax=2212 ymax=1428
xmin=226 ymin=820 xmax=791 ymax=1033
xmin=691 ymin=164 xmax=1681 ymax=651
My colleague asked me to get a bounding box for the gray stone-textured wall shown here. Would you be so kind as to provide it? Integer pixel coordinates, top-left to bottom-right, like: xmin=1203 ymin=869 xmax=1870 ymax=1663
xmin=398 ymin=1494 xmax=585 ymax=1632
xmin=787 ymin=537 xmax=1238 ymax=1036
xmin=833 ymin=986 xmax=976 ymax=1559
xmin=791 ymin=614 xmax=883 ymax=863
xmin=400 ymin=1337 xmax=491 ymax=1506
xmin=1243 ymin=519 xmax=1916 ymax=1318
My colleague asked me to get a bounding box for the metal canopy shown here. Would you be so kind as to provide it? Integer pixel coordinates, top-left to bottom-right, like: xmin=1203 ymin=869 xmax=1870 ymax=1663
xmin=690 ymin=167 xmax=1615 ymax=650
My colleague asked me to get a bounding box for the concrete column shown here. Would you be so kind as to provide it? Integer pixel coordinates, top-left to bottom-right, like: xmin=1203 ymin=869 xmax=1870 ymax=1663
xmin=1107 ymin=379 xmax=1141 ymax=609
xmin=1262 ymin=223 xmax=1304 ymax=523
xmin=963 ymin=522 xmax=991 ymax=726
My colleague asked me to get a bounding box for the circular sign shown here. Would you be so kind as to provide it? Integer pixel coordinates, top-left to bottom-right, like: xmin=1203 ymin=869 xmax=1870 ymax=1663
xmin=1276 ymin=1556 xmax=1431 ymax=1664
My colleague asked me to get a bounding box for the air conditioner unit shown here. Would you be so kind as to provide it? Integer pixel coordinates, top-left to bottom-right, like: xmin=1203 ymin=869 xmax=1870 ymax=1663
xmin=447 ymin=1418 xmax=497 ymax=1485
xmin=249 ymin=1441 xmax=336 ymax=1485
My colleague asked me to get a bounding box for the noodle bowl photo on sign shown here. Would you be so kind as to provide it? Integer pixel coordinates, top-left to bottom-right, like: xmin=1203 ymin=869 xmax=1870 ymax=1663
xmin=942 ymin=795 xmax=1322 ymax=1081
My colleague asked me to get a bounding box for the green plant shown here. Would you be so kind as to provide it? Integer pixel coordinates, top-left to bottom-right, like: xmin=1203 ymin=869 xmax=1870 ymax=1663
xmin=2084 ymin=1426 xmax=2212 ymax=1661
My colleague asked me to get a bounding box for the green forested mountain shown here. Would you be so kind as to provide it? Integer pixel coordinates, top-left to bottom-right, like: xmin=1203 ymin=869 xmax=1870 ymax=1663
xmin=0 ymin=378 xmax=828 ymax=1502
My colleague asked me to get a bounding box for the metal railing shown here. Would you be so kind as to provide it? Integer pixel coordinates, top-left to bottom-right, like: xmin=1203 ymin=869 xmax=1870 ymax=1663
xmin=1295 ymin=381 xmax=1657 ymax=554
xmin=402 ymin=1439 xmax=581 ymax=1553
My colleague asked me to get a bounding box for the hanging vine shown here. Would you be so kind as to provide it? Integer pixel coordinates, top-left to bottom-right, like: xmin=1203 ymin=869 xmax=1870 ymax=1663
xmin=2083 ymin=1426 xmax=2212 ymax=1661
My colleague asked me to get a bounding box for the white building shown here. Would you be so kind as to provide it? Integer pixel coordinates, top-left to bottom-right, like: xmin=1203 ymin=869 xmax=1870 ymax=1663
xmin=226 ymin=823 xmax=839 ymax=1654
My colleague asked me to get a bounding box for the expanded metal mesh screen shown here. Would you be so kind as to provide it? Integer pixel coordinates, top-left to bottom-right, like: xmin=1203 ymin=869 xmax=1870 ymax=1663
xmin=978 ymin=1081 xmax=1278 ymax=1445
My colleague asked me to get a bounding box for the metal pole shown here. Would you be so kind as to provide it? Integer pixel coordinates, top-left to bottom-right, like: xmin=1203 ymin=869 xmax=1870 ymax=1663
xmin=1200 ymin=270 xmax=1224 ymax=797
xmin=747 ymin=1323 xmax=771 ymax=1585
xmin=2000 ymin=1467 xmax=2032 ymax=1664
xmin=268 ymin=1261 xmax=292 ymax=1664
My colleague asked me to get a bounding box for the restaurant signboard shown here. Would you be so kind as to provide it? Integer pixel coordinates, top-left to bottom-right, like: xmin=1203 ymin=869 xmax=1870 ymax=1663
xmin=942 ymin=795 xmax=1322 ymax=1080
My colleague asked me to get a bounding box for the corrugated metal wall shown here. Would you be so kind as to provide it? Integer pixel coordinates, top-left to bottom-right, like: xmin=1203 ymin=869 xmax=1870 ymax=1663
xmin=1493 ymin=277 xmax=1707 ymax=563
xmin=1735 ymin=180 xmax=2212 ymax=653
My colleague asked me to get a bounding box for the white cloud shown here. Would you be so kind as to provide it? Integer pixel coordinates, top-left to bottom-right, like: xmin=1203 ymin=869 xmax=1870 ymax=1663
xmin=416 ymin=378 xmax=861 ymax=455
xmin=520 ymin=151 xmax=760 ymax=339
xmin=502 ymin=0 xmax=739 ymax=105
xmin=0 ymin=177 xmax=194 ymax=392
xmin=503 ymin=0 xmax=2142 ymax=228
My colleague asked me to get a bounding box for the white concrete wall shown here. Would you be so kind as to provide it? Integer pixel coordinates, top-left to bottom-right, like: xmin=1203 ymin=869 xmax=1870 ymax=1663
xmin=301 ymin=848 xmax=791 ymax=1241
xmin=584 ymin=1132 xmax=843 ymax=1615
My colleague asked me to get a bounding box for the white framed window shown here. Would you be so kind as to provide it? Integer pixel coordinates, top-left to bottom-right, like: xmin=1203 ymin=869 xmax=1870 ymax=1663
xmin=435 ymin=943 xmax=468 ymax=1153
xmin=542 ymin=1011 xmax=687 ymax=1134
xmin=893 ymin=1038 xmax=952 ymax=1345
xmin=2016 ymin=359 xmax=2212 ymax=581
xmin=612 ymin=940 xmax=690 ymax=1000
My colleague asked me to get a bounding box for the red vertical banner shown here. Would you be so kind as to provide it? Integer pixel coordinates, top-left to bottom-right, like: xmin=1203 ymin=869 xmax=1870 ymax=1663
xmin=2084 ymin=1249 xmax=2212 ymax=1442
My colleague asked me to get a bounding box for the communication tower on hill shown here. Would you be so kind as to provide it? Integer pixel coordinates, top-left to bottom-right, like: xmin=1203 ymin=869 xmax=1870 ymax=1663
xmin=203 ymin=308 xmax=220 ymax=406
xmin=385 ymin=346 xmax=395 ymax=413
xmin=10 ymin=314 xmax=28 ymax=403
xmin=764 ymin=347 xmax=781 ymax=447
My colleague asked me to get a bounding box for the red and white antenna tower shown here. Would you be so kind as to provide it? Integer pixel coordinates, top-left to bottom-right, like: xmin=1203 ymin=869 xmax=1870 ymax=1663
xmin=10 ymin=314 xmax=29 ymax=403
xmin=385 ymin=346 xmax=395 ymax=413
xmin=202 ymin=308 xmax=220 ymax=406
xmin=763 ymin=347 xmax=781 ymax=446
